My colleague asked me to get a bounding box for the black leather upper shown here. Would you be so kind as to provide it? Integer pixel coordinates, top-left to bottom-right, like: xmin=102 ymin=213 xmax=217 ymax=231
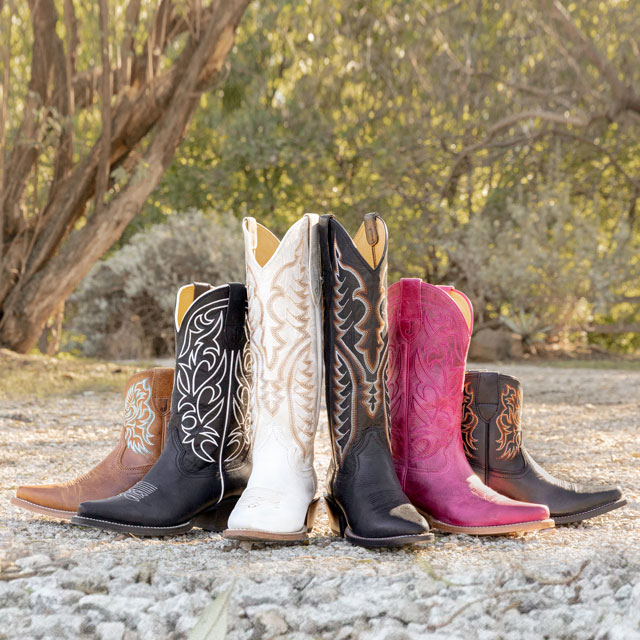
xmin=462 ymin=370 xmax=623 ymax=519
xmin=77 ymin=283 xmax=252 ymax=526
xmin=319 ymin=214 xmax=428 ymax=538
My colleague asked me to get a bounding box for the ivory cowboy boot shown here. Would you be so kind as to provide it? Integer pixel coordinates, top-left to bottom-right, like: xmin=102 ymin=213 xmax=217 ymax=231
xmin=387 ymin=278 xmax=554 ymax=535
xmin=11 ymin=368 xmax=173 ymax=521
xmin=73 ymin=282 xmax=252 ymax=536
xmin=319 ymin=214 xmax=431 ymax=548
xmin=462 ymin=371 xmax=626 ymax=524
xmin=224 ymin=215 xmax=322 ymax=542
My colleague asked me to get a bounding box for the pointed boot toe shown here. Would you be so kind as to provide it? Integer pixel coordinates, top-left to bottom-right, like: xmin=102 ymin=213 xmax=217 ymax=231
xmin=12 ymin=484 xmax=77 ymax=520
xmin=225 ymin=489 xmax=320 ymax=541
xmin=462 ymin=371 xmax=627 ymax=525
xmin=550 ymin=484 xmax=626 ymax=524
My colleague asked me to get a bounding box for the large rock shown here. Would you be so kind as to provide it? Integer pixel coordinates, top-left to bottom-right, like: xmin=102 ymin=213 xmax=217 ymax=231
xmin=469 ymin=328 xmax=523 ymax=361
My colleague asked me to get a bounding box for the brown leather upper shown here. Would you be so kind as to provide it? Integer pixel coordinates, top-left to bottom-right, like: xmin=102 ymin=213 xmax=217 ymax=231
xmin=15 ymin=367 xmax=174 ymax=514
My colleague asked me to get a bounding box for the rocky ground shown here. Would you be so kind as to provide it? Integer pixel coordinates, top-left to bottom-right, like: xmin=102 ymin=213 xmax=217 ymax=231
xmin=1 ymin=363 xmax=639 ymax=640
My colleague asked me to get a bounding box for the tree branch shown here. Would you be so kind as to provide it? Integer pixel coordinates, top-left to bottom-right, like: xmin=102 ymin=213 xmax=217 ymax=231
xmin=0 ymin=0 xmax=250 ymax=351
xmin=546 ymin=0 xmax=640 ymax=113
xmin=95 ymin=0 xmax=112 ymax=214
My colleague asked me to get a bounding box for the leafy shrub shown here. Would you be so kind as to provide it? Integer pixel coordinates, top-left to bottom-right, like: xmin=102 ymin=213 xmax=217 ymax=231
xmin=69 ymin=210 xmax=245 ymax=359
xmin=441 ymin=185 xmax=639 ymax=350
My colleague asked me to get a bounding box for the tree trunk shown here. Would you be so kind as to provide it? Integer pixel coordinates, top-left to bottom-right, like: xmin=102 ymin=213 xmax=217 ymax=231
xmin=0 ymin=0 xmax=250 ymax=353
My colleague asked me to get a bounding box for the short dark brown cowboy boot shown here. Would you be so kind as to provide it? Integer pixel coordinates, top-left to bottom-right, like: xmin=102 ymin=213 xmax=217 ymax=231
xmin=462 ymin=371 xmax=626 ymax=524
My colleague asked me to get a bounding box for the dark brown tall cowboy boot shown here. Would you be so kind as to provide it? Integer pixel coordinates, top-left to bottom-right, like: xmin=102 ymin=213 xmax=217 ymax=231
xmin=319 ymin=213 xmax=431 ymax=548
xmin=11 ymin=368 xmax=173 ymax=520
xmin=462 ymin=371 xmax=626 ymax=524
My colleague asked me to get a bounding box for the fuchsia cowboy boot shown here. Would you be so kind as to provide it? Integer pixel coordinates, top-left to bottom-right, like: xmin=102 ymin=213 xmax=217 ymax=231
xmin=387 ymin=278 xmax=554 ymax=535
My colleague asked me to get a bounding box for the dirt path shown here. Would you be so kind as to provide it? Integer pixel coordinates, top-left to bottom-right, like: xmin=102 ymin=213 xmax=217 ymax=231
xmin=1 ymin=364 xmax=639 ymax=639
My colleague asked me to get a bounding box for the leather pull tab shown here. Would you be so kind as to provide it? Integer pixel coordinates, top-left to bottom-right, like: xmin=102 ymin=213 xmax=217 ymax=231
xmin=476 ymin=371 xmax=500 ymax=422
xmin=306 ymin=214 xmax=321 ymax=304
xmin=399 ymin=278 xmax=422 ymax=340
xmin=245 ymin=217 xmax=258 ymax=251
xmin=192 ymin=282 xmax=211 ymax=300
xmin=476 ymin=372 xmax=499 ymax=404
xmin=363 ymin=213 xmax=379 ymax=245
xmin=224 ymin=283 xmax=247 ymax=349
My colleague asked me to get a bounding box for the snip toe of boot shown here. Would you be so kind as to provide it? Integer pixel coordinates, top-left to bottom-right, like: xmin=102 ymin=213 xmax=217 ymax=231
xmin=13 ymin=484 xmax=77 ymax=518
xmin=226 ymin=489 xmax=313 ymax=537
xmin=552 ymin=485 xmax=626 ymax=524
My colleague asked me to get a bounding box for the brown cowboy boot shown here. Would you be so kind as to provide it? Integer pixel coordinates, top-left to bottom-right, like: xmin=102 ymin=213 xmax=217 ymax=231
xmin=11 ymin=368 xmax=173 ymax=520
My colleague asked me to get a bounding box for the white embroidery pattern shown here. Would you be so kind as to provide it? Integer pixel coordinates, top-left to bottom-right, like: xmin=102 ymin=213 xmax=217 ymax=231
xmin=122 ymin=481 xmax=157 ymax=502
xmin=123 ymin=378 xmax=156 ymax=455
xmin=225 ymin=329 xmax=252 ymax=464
xmin=176 ymin=297 xmax=228 ymax=463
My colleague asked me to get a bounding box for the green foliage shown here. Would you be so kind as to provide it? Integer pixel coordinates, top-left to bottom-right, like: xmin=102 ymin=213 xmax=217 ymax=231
xmin=7 ymin=1 xmax=633 ymax=353
xmin=69 ymin=211 xmax=244 ymax=358
xmin=118 ymin=0 xmax=639 ymax=353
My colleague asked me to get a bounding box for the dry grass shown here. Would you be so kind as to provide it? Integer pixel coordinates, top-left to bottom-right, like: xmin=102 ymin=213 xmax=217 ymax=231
xmin=0 ymin=349 xmax=146 ymax=400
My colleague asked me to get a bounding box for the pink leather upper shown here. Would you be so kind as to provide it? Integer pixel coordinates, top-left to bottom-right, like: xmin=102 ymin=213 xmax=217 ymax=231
xmin=388 ymin=278 xmax=550 ymax=526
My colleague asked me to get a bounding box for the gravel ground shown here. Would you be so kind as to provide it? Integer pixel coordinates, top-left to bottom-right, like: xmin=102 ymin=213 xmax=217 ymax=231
xmin=1 ymin=363 xmax=639 ymax=640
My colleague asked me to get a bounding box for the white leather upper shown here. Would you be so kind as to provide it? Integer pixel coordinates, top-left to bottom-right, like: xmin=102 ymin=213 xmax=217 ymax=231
xmin=227 ymin=214 xmax=322 ymax=534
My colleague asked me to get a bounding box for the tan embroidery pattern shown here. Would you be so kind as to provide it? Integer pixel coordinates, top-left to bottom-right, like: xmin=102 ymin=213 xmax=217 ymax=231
xmin=496 ymin=383 xmax=522 ymax=461
xmin=247 ymin=230 xmax=318 ymax=464
xmin=461 ymin=379 xmax=479 ymax=458
xmin=331 ymin=240 xmax=388 ymax=462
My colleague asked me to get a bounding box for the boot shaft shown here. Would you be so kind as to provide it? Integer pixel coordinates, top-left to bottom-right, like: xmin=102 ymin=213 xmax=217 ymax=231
xmin=387 ymin=279 xmax=473 ymax=472
xmin=120 ymin=367 xmax=173 ymax=468
xmin=242 ymin=215 xmax=322 ymax=467
xmin=169 ymin=282 xmax=251 ymax=473
xmin=319 ymin=213 xmax=391 ymax=464
xmin=462 ymin=371 xmax=525 ymax=476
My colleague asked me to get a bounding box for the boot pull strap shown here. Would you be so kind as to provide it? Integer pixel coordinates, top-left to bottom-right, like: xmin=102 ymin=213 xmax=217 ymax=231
xmin=399 ymin=278 xmax=422 ymax=341
xmin=476 ymin=372 xmax=501 ymax=422
xmin=318 ymin=213 xmax=334 ymax=272
xmin=224 ymin=283 xmax=247 ymax=349
xmin=306 ymin=214 xmax=321 ymax=305
xmin=192 ymin=282 xmax=211 ymax=300
xmin=245 ymin=217 xmax=258 ymax=252
xmin=363 ymin=213 xmax=379 ymax=245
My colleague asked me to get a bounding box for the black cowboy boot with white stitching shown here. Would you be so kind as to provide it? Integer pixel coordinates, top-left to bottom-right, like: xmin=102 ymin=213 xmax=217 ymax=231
xmin=462 ymin=371 xmax=626 ymax=525
xmin=319 ymin=213 xmax=431 ymax=548
xmin=72 ymin=282 xmax=252 ymax=536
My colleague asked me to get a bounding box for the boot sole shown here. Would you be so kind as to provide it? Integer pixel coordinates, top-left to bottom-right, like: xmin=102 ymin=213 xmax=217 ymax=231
xmin=222 ymin=497 xmax=320 ymax=542
xmin=325 ymin=495 xmax=433 ymax=548
xmin=553 ymin=499 xmax=627 ymax=525
xmin=70 ymin=497 xmax=239 ymax=537
xmin=11 ymin=497 xmax=76 ymax=521
xmin=419 ymin=510 xmax=555 ymax=536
